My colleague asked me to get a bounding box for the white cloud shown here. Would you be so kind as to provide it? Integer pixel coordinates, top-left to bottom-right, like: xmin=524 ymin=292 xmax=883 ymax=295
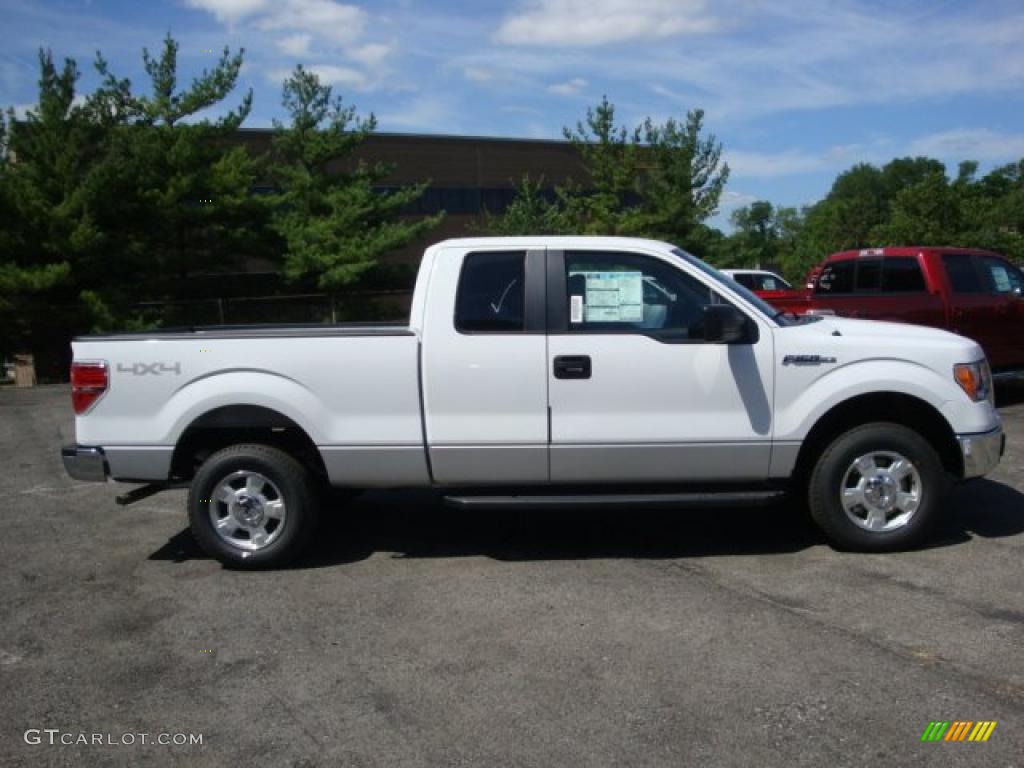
xmin=379 ymin=94 xmax=458 ymax=133
xmin=269 ymin=64 xmax=368 ymax=90
xmin=188 ymin=0 xmax=395 ymax=91
xmin=185 ymin=0 xmax=270 ymax=25
xmin=547 ymin=77 xmax=588 ymax=95
xmin=255 ymin=0 xmax=366 ymax=46
xmin=348 ymin=42 xmax=392 ymax=68
xmin=726 ymin=141 xmax=883 ymax=179
xmin=275 ymin=33 xmax=312 ymax=57
xmin=907 ymin=129 xmax=1024 ymax=163
xmin=463 ymin=66 xmax=494 ymax=83
xmin=719 ymin=190 xmax=759 ymax=209
xmin=726 ymin=149 xmax=828 ymax=178
xmin=496 ymin=0 xmax=718 ymax=47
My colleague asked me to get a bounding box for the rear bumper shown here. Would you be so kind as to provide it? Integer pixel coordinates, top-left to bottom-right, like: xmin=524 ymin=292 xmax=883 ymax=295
xmin=957 ymin=427 xmax=1005 ymax=480
xmin=61 ymin=444 xmax=109 ymax=482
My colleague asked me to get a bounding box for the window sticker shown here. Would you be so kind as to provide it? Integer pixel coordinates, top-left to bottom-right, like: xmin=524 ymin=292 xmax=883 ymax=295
xmin=570 ymin=294 xmax=584 ymax=323
xmin=990 ymin=266 xmax=1011 ymax=292
xmin=570 ymin=270 xmax=644 ymax=323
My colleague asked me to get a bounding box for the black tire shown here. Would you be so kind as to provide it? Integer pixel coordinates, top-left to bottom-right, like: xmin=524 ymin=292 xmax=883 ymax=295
xmin=808 ymin=422 xmax=950 ymax=552
xmin=188 ymin=443 xmax=320 ymax=569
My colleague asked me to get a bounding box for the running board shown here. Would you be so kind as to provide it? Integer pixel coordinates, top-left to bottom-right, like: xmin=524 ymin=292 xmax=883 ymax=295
xmin=444 ymin=490 xmax=785 ymax=510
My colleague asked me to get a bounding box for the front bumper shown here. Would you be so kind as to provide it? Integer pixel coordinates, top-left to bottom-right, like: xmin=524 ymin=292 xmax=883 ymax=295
xmin=957 ymin=427 xmax=1005 ymax=479
xmin=61 ymin=444 xmax=109 ymax=482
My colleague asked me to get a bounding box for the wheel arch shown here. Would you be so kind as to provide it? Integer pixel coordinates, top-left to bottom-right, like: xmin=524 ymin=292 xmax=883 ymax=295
xmin=793 ymin=391 xmax=963 ymax=484
xmin=170 ymin=404 xmax=327 ymax=481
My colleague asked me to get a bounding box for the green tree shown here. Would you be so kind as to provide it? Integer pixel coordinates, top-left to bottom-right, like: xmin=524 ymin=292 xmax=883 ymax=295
xmin=267 ymin=65 xmax=441 ymax=290
xmin=0 ymin=51 xmax=95 ymax=362
xmin=558 ymin=96 xmax=642 ymax=235
xmin=477 ymin=176 xmax=570 ymax=235
xmin=486 ymin=97 xmax=729 ymax=248
xmin=729 ymin=201 xmax=777 ymax=267
xmin=631 ymin=109 xmax=729 ymax=250
xmin=873 ymin=171 xmax=962 ymax=245
xmin=81 ymin=34 xmax=263 ymax=329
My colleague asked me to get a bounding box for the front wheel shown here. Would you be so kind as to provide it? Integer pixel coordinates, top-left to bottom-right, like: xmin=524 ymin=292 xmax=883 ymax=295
xmin=808 ymin=423 xmax=950 ymax=552
xmin=188 ymin=444 xmax=320 ymax=568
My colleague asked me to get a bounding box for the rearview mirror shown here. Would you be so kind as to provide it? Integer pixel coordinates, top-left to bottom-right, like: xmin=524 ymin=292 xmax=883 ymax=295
xmin=702 ymin=304 xmax=750 ymax=343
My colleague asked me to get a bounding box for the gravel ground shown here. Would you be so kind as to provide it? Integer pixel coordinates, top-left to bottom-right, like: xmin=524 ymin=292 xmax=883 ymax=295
xmin=1 ymin=384 xmax=1022 ymax=767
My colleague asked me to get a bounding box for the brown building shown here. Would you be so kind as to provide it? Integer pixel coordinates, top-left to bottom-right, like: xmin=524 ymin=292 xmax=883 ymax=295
xmin=234 ymin=128 xmax=588 ymax=265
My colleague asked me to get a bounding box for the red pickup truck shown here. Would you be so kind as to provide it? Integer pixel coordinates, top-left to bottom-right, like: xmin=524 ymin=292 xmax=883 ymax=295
xmin=763 ymin=247 xmax=1024 ymax=377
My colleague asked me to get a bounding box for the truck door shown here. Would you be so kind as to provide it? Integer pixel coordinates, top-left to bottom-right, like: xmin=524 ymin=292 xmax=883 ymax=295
xmin=941 ymin=253 xmax=1011 ymax=370
xmin=421 ymin=247 xmax=550 ymax=484
xmin=975 ymin=254 xmax=1024 ymax=370
xmin=545 ymin=248 xmax=774 ymax=483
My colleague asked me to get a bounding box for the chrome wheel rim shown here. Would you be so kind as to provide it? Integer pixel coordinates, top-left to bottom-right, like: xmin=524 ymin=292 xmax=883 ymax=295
xmin=840 ymin=451 xmax=922 ymax=533
xmin=209 ymin=470 xmax=287 ymax=551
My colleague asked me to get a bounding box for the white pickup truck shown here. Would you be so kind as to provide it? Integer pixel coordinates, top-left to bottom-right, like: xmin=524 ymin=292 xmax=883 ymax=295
xmin=63 ymin=237 xmax=1005 ymax=568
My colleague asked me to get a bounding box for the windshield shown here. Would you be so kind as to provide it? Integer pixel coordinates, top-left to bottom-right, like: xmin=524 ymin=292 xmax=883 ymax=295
xmin=671 ymin=248 xmax=794 ymax=326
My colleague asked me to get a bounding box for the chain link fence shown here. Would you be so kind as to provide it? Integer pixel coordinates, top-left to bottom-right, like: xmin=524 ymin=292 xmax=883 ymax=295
xmin=127 ymin=289 xmax=414 ymax=327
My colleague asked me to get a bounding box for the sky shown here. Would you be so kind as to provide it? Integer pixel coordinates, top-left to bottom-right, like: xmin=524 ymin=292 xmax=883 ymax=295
xmin=2 ymin=0 xmax=1023 ymax=228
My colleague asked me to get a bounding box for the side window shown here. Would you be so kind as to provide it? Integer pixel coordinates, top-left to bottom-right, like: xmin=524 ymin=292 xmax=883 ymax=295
xmin=978 ymin=256 xmax=1023 ymax=294
xmin=883 ymin=257 xmax=927 ymax=292
xmin=816 ymin=260 xmax=855 ymax=294
xmin=455 ymin=251 xmax=525 ymax=332
xmin=565 ymin=251 xmax=722 ymax=341
xmin=942 ymin=254 xmax=984 ymax=293
xmin=855 ymin=259 xmax=882 ymax=292
xmin=733 ymin=273 xmax=756 ymax=289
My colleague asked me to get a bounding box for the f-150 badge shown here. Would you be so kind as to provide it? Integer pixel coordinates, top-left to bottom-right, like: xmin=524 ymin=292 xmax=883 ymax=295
xmin=782 ymin=355 xmax=837 ymax=366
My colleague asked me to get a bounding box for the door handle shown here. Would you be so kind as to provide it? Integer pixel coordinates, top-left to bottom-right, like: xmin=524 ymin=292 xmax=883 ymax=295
xmin=554 ymin=355 xmax=591 ymax=379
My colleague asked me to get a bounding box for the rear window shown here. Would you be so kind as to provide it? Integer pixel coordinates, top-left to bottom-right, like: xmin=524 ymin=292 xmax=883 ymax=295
xmin=455 ymin=251 xmax=525 ymax=332
xmin=883 ymin=257 xmax=926 ymax=292
xmin=816 ymin=260 xmax=855 ymax=294
xmin=855 ymin=259 xmax=882 ymax=292
xmin=942 ymin=254 xmax=984 ymax=293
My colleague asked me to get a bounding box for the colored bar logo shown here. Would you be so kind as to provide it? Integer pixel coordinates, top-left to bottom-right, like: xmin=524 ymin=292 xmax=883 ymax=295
xmin=921 ymin=721 xmax=997 ymax=742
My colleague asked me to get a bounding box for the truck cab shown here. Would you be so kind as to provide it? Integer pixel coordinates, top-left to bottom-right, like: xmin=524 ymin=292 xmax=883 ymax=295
xmin=770 ymin=247 xmax=1024 ymax=375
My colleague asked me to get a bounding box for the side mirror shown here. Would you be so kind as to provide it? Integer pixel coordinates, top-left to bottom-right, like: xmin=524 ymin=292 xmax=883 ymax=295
xmin=702 ymin=304 xmax=750 ymax=343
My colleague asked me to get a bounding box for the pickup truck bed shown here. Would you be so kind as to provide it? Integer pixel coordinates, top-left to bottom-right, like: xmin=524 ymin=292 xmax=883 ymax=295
xmin=71 ymin=322 xmax=429 ymax=488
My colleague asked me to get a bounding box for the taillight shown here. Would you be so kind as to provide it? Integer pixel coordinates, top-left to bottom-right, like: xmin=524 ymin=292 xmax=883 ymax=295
xmin=71 ymin=361 xmax=108 ymax=414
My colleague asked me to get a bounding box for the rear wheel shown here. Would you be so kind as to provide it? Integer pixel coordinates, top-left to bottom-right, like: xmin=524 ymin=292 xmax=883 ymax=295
xmin=188 ymin=443 xmax=320 ymax=568
xmin=808 ymin=423 xmax=949 ymax=552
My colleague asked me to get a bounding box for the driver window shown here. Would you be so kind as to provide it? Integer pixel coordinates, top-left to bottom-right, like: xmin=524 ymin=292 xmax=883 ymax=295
xmin=565 ymin=251 xmax=724 ymax=341
xmin=978 ymin=255 xmax=1023 ymax=295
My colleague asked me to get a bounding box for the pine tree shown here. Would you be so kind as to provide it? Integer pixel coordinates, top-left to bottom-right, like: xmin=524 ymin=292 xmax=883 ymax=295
xmin=268 ymin=65 xmax=441 ymax=292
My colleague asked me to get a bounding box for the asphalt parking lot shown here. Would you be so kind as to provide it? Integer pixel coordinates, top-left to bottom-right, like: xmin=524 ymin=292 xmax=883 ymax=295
xmin=2 ymin=384 xmax=1022 ymax=766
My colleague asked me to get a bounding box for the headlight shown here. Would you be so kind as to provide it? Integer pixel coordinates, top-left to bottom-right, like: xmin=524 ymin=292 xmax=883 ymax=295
xmin=954 ymin=360 xmax=993 ymax=403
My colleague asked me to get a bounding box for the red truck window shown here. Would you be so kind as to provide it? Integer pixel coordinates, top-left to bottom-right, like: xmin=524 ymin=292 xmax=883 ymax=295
xmin=817 ymin=260 xmax=855 ymax=293
xmin=855 ymin=259 xmax=882 ymax=292
xmin=882 ymin=257 xmax=926 ymax=292
xmin=977 ymin=255 xmax=1023 ymax=294
xmin=942 ymin=254 xmax=984 ymax=293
